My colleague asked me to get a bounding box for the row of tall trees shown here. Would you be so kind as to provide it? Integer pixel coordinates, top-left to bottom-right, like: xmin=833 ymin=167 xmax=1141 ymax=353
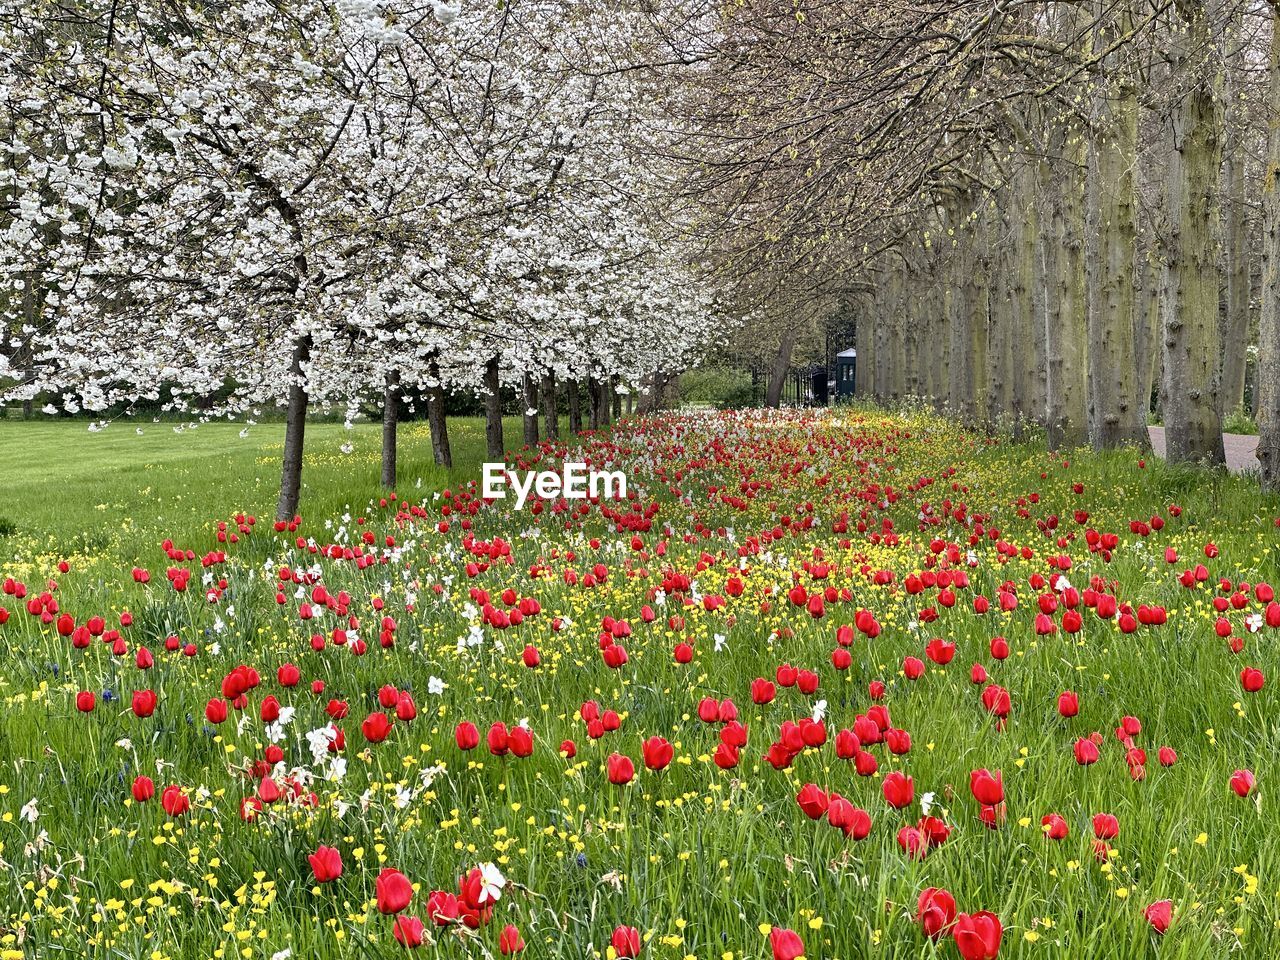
xmin=650 ymin=0 xmax=1280 ymax=491
xmin=0 ymin=0 xmax=726 ymax=516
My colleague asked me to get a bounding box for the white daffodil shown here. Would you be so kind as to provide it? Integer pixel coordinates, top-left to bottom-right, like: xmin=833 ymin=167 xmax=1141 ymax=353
xmin=477 ymin=862 xmax=506 ymax=904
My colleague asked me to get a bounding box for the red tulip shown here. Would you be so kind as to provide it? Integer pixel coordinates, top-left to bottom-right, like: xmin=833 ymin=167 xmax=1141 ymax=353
xmin=917 ymin=886 xmax=956 ymax=940
xmin=713 ymin=742 xmax=740 ymax=768
xmin=492 ymin=721 xmax=524 ymax=755
xmin=76 ymin=691 xmax=95 ymax=712
xmin=953 ymin=911 xmax=1002 ymax=960
xmin=611 ymin=925 xmax=641 ymax=959
xmin=883 ymin=771 xmax=914 ymax=809
xmin=1230 ymin=769 xmax=1256 ymax=797
xmin=834 ymin=728 xmax=859 ymax=759
xmin=796 ymin=783 xmax=829 ymax=819
xmin=309 ymin=845 xmax=343 ymax=883
xmin=1092 ymin=813 xmax=1119 ymax=840
xmin=925 ymin=638 xmax=955 ymax=665
xmin=825 ymin=795 xmax=862 ymax=838
xmin=393 ymin=915 xmax=426 ymax=947
xmin=131 ymin=689 xmax=157 ymax=718
xmin=769 ymin=927 xmax=804 ymax=960
xmin=487 ymin=722 xmax=510 ymax=756
xmin=362 ymin=711 xmax=392 ymax=743
xmin=969 ymin=769 xmax=1003 ymax=806
xmin=455 ymin=721 xmax=480 ymax=750
xmin=607 ymin=752 xmax=635 ymax=785
xmin=1057 ymin=691 xmax=1079 ymax=717
xmin=500 ymin=924 xmax=526 ymax=953
xmin=897 ymin=824 xmax=928 ymax=859
xmin=751 ymin=678 xmax=776 ymax=704
xmin=1241 ymin=667 xmax=1265 ymax=692
xmin=885 ymin=728 xmax=911 ymax=755
xmin=376 ymin=868 xmax=414 ymax=914
xmin=425 ymin=890 xmax=460 ymax=926
xmin=160 ymin=784 xmax=189 ymax=816
xmin=131 ymin=775 xmax=155 ymax=802
xmin=642 ymin=736 xmax=673 ymax=771
xmin=1040 ymin=813 xmax=1069 ymax=840
xmin=855 ymin=750 xmax=878 ymax=777
xmin=1073 ymin=737 xmax=1099 ymax=765
xmin=1158 ymin=746 xmax=1177 ymax=766
xmin=1144 ymin=899 xmax=1173 ymax=934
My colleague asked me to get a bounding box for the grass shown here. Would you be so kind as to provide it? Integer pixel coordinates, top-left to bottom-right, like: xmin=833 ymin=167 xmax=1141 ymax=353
xmin=0 ymin=407 xmax=1278 ymax=959
xmin=0 ymin=416 xmax=533 ymax=566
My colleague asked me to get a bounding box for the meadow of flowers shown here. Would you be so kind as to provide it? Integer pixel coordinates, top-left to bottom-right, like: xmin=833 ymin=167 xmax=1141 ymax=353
xmin=0 ymin=408 xmax=1278 ymax=960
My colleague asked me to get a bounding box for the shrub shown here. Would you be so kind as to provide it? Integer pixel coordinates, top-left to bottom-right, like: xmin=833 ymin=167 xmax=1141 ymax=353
xmin=678 ymin=367 xmax=755 ymax=409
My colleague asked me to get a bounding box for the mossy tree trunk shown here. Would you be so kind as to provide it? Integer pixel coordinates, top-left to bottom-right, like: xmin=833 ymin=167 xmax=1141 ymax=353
xmin=1159 ymin=0 xmax=1226 ymax=464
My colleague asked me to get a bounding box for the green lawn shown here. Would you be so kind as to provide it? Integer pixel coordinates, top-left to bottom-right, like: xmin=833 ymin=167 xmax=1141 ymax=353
xmin=0 ymin=416 xmax=530 ymax=568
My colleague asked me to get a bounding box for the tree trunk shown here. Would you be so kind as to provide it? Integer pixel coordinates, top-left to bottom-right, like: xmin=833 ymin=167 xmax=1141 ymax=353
xmin=275 ymin=334 xmax=312 ymax=521
xmin=588 ymin=376 xmax=602 ymax=428
xmin=1135 ymin=252 xmax=1162 ymax=424
xmin=967 ymin=204 xmax=990 ymax=428
xmin=568 ymin=380 xmax=583 ymax=433
xmin=989 ymin=188 xmax=1013 ymax=427
xmin=1009 ymin=160 xmax=1039 ymax=432
xmin=1045 ymin=120 xmax=1089 ymax=449
xmin=522 ymin=372 xmax=539 ymax=445
xmin=946 ymin=189 xmax=987 ymax=427
xmin=484 ymin=356 xmax=504 ymax=460
xmin=599 ymin=377 xmax=614 ymax=426
xmin=1088 ymin=36 xmax=1147 ymax=449
xmin=1221 ymin=101 xmax=1250 ymax=417
xmin=611 ymin=378 xmax=622 ymax=420
xmin=766 ymin=327 xmax=798 ymax=408
xmin=853 ymin=327 xmax=868 ymax=399
xmin=1160 ymin=1 xmax=1226 ymax=465
xmin=542 ymin=373 xmax=559 ymax=440
xmin=381 ymin=369 xmax=399 ymax=488
xmin=1257 ymin=4 xmax=1280 ymax=490
xmin=889 ymin=261 xmax=906 ymax=401
xmin=1030 ymin=166 xmax=1051 ymax=426
xmin=903 ymin=272 xmax=924 ymax=399
xmin=427 ymin=360 xmax=451 ymax=467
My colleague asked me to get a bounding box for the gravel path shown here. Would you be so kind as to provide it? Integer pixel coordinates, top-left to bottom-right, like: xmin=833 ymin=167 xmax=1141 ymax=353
xmin=1146 ymin=426 xmax=1259 ymax=474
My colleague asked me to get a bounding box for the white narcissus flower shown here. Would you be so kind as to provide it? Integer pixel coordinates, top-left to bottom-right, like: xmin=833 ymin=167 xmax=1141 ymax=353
xmin=477 ymin=862 xmax=506 ymax=904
